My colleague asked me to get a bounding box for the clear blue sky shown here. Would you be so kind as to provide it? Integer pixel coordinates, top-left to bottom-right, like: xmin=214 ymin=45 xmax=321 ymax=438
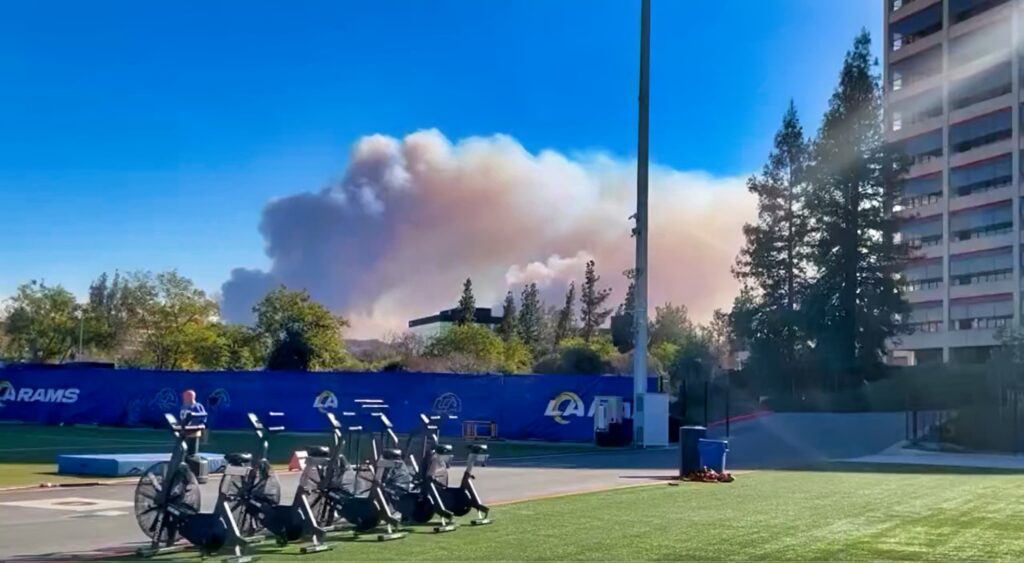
xmin=0 ymin=1 xmax=881 ymax=299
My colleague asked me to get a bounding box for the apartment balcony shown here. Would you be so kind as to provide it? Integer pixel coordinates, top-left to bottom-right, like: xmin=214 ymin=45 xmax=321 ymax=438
xmin=946 ymin=326 xmax=1003 ymax=347
xmin=948 ymin=0 xmax=1013 ymax=39
xmin=949 ymin=92 xmax=1013 ymax=125
xmin=950 ymin=276 xmax=1015 ymax=299
xmin=949 ymin=48 xmax=1014 ymax=82
xmin=949 ymin=229 xmax=1015 ymax=254
xmin=906 ymin=238 xmax=947 ymax=259
xmin=905 ymin=284 xmax=946 ymax=303
xmin=907 ymin=158 xmax=945 ymax=179
xmin=893 ymin=327 xmax=948 ymax=350
xmin=950 ymin=137 xmax=1014 ymax=168
xmin=897 ymin=197 xmax=943 ymax=219
xmin=888 ymin=114 xmax=944 ymax=142
xmin=891 ymin=31 xmax=943 ymax=64
xmin=890 ymin=0 xmax=942 ymax=23
xmin=949 ymin=185 xmax=1013 ymax=212
xmin=889 ymin=72 xmax=944 ymax=102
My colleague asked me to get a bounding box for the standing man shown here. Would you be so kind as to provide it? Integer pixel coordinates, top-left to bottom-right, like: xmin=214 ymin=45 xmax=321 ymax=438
xmin=179 ymin=389 xmax=207 ymax=457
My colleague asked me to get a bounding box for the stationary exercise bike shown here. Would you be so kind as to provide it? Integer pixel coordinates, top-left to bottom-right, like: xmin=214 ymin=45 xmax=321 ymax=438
xmin=299 ymin=410 xmax=407 ymax=541
xmin=133 ymin=413 xmax=259 ymax=562
xmin=370 ymin=411 xmax=458 ymax=532
xmin=219 ymin=412 xmax=332 ymax=554
xmin=407 ymin=413 xmax=492 ymax=526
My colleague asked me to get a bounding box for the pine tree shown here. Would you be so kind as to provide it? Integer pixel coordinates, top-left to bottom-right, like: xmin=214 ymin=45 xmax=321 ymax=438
xmin=732 ymin=100 xmax=812 ymax=393
xmin=517 ymin=283 xmax=543 ymax=353
xmin=554 ymin=282 xmax=577 ymax=345
xmin=803 ymin=30 xmax=908 ymax=388
xmin=497 ymin=290 xmax=517 ymax=341
xmin=456 ymin=278 xmax=476 ymax=325
xmin=579 ymin=260 xmax=613 ymax=342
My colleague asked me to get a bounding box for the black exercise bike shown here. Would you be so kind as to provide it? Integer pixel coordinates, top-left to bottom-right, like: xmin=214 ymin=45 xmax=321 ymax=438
xmin=133 ymin=413 xmax=259 ymax=562
xmin=299 ymin=410 xmax=407 ymax=541
xmin=218 ymin=412 xmax=332 ymax=554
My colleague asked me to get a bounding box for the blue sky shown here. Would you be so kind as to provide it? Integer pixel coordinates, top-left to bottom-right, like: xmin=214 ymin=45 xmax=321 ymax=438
xmin=0 ymin=1 xmax=881 ymax=300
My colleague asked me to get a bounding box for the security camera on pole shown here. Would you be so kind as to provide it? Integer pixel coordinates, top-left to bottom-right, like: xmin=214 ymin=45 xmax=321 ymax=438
xmin=632 ymin=0 xmax=668 ymax=447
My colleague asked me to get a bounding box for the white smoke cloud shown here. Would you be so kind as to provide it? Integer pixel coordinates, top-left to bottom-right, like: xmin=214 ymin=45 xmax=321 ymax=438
xmin=220 ymin=129 xmax=756 ymax=338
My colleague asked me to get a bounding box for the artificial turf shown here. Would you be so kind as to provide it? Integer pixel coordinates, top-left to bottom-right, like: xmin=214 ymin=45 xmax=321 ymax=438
xmin=0 ymin=423 xmax=595 ymax=487
xmin=153 ymin=465 xmax=1024 ymax=561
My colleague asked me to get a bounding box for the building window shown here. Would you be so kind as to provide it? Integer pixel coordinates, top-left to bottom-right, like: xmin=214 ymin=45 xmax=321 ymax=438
xmin=950 ymin=201 xmax=1013 ymax=241
xmin=902 ymin=258 xmax=943 ymax=291
xmin=900 ymin=173 xmax=943 ymax=209
xmin=950 ymin=154 xmax=1012 ymax=197
xmin=891 ymin=46 xmax=942 ymax=91
xmin=949 ymin=109 xmax=1012 ymax=154
xmin=901 ymin=128 xmax=944 ymax=165
xmin=891 ymin=3 xmax=943 ymax=51
xmin=950 ymin=247 xmax=1012 ymax=286
xmin=898 ymin=215 xmax=944 ymax=248
xmin=950 ymin=60 xmax=1011 ymax=110
xmin=950 ymin=21 xmax=1011 ymax=68
xmin=949 ymin=295 xmax=1013 ymax=330
xmin=906 ymin=301 xmax=944 ymax=333
xmin=950 ymin=0 xmax=1011 ymax=24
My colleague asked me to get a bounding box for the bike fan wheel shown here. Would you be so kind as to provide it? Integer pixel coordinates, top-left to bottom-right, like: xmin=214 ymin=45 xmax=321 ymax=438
xmin=134 ymin=462 xmax=200 ymax=544
xmin=220 ymin=462 xmax=282 ymax=537
xmin=300 ymin=461 xmax=341 ymax=527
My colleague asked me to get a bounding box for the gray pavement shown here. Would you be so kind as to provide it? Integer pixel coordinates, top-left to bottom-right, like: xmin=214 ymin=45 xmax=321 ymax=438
xmin=0 ymin=412 xmax=906 ymax=560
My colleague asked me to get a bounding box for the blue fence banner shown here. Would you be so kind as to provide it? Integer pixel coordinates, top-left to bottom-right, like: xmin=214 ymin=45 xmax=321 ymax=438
xmin=0 ymin=366 xmax=656 ymax=442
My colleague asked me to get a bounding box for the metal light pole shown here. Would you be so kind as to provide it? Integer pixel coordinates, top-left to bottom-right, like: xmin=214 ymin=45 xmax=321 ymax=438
xmin=632 ymin=0 xmax=651 ymax=447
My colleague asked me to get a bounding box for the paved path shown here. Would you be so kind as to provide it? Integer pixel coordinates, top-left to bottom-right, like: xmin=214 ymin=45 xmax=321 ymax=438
xmin=0 ymin=412 xmax=907 ymax=560
xmin=848 ymin=444 xmax=1024 ymax=470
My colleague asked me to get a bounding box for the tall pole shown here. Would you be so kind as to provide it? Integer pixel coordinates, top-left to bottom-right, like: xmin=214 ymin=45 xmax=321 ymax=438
xmin=632 ymin=0 xmax=651 ymax=447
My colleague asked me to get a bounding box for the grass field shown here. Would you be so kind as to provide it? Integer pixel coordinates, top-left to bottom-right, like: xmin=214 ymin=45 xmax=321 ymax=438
xmin=0 ymin=424 xmax=597 ymax=487
xmin=148 ymin=464 xmax=1024 ymax=561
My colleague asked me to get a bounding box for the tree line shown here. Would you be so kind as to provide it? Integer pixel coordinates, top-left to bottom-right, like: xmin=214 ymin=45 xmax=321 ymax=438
xmin=0 ymin=271 xmax=353 ymax=371
xmin=729 ymin=30 xmax=909 ymax=395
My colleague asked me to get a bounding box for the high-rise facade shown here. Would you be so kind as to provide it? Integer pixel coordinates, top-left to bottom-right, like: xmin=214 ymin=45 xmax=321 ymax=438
xmin=885 ymin=0 xmax=1020 ymax=364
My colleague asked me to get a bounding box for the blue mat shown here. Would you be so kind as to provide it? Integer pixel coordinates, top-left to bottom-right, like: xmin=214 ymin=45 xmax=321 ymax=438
xmin=57 ymin=453 xmax=226 ymax=477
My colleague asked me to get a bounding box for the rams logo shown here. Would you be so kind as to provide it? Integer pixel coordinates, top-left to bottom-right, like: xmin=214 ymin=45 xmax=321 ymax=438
xmin=432 ymin=392 xmax=462 ymax=415
xmin=313 ymin=390 xmax=338 ymax=411
xmin=544 ymin=391 xmax=585 ymax=425
xmin=207 ymin=388 xmax=231 ymax=410
xmin=150 ymin=388 xmax=178 ymax=411
xmin=0 ymin=380 xmax=80 ymax=406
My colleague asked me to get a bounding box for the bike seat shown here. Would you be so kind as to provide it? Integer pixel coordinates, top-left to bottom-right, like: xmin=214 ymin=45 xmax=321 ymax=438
xmin=467 ymin=444 xmax=489 ymax=454
xmin=306 ymin=445 xmax=331 ymax=458
xmin=433 ymin=444 xmax=454 ymax=455
xmin=225 ymin=452 xmax=252 ymax=466
xmin=381 ymin=448 xmax=404 ymax=461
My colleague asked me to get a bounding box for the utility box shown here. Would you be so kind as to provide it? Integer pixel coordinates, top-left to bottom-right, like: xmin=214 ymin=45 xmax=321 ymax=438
xmin=594 ymin=396 xmax=631 ymax=447
xmin=637 ymin=392 xmax=669 ymax=447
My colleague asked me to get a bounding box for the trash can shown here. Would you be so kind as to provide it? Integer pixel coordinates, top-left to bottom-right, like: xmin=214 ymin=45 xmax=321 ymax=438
xmin=697 ymin=439 xmax=728 ymax=474
xmin=679 ymin=425 xmax=706 ymax=477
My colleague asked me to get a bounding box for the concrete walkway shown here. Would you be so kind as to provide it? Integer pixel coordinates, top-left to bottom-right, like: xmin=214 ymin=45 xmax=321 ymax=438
xmin=846 ymin=443 xmax=1024 ymax=470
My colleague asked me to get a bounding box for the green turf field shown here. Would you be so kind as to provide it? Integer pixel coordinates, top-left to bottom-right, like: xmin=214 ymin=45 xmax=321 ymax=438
xmin=146 ymin=464 xmax=1024 ymax=561
xmin=0 ymin=424 xmax=596 ymax=487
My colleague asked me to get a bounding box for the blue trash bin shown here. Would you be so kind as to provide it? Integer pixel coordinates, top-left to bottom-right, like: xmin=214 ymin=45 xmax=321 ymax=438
xmin=697 ymin=439 xmax=728 ymax=473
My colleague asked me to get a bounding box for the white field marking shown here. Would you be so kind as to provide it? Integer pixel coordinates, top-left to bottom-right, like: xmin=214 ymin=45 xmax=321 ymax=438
xmin=0 ymin=443 xmax=163 ymax=453
xmin=71 ymin=510 xmax=129 ymax=517
xmin=0 ymin=497 xmax=134 ymax=512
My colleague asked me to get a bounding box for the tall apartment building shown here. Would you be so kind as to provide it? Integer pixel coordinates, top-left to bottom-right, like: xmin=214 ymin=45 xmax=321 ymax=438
xmin=885 ymin=0 xmax=1020 ymax=364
